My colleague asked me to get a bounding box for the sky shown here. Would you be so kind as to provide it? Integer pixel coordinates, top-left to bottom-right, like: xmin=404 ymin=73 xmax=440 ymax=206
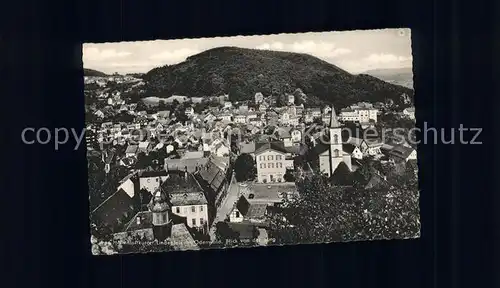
xmin=82 ymin=28 xmax=412 ymax=75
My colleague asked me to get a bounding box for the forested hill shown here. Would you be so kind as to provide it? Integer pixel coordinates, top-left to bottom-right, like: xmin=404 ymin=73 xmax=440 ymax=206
xmin=84 ymin=68 xmax=108 ymax=77
xmin=144 ymin=46 xmax=414 ymax=107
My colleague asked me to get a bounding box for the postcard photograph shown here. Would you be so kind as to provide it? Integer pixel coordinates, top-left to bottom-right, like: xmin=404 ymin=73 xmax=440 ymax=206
xmin=84 ymin=28 xmax=419 ymax=255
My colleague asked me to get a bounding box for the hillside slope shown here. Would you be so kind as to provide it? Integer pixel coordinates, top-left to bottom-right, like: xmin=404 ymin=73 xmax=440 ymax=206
xmin=144 ymin=46 xmax=413 ymax=107
xmin=84 ymin=68 xmax=108 ymax=77
xmin=363 ymin=67 xmax=414 ymax=89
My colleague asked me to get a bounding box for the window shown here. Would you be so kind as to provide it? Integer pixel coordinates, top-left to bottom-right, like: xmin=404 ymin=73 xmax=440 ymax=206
xmin=184 ymin=207 xmax=188 ymax=214
xmin=268 ymin=163 xmax=274 ymax=168
xmin=156 ymin=178 xmax=159 ymax=182
xmin=191 ymin=206 xmax=196 ymax=213
xmin=175 ymin=207 xmax=180 ymax=213
xmin=276 ymin=155 xmax=282 ymax=160
xmin=333 ymin=134 xmax=339 ymax=144
xmin=268 ymin=155 xmax=273 ymax=160
xmin=334 ymin=149 xmax=340 ymax=157
xmin=200 ymin=206 xmax=204 ymax=212
xmin=192 ymin=218 xmax=196 ymax=226
xmin=200 ymin=218 xmax=204 ymax=225
xmin=260 ymin=163 xmax=265 ymax=168
xmin=278 ymin=162 xmax=282 ymax=168
xmin=235 ymin=211 xmax=240 ymax=218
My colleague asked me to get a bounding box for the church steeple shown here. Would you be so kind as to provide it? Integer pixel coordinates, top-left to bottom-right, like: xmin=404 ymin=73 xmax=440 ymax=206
xmin=329 ymin=105 xmax=343 ymax=176
xmin=329 ymin=105 xmax=340 ymax=128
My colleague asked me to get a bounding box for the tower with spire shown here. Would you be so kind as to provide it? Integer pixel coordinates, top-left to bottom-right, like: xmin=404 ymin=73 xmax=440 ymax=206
xmin=147 ymin=179 xmax=172 ymax=241
xmin=329 ymin=106 xmax=344 ymax=176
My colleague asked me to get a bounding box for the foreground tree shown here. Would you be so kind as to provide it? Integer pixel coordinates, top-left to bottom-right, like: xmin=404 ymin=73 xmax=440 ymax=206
xmin=213 ymin=221 xmax=240 ymax=248
xmin=268 ymin=168 xmax=420 ymax=244
xmin=234 ymin=153 xmax=257 ymax=182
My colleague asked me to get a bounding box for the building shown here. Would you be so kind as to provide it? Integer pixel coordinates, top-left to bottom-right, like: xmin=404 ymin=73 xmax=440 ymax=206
xmin=316 ymin=107 xmax=352 ymax=177
xmin=255 ymin=142 xmax=294 ymax=183
xmin=229 ymin=195 xmax=269 ymax=224
xmin=389 ymin=145 xmax=417 ymax=162
xmin=234 ymin=115 xmax=247 ymax=124
xmin=255 ymin=92 xmax=264 ymax=104
xmin=138 ymin=169 xmax=169 ymax=194
xmin=339 ymin=104 xmax=379 ymax=123
xmin=164 ymin=171 xmax=210 ymax=232
xmin=287 ymin=94 xmax=295 ymax=105
xmin=403 ymin=107 xmax=416 ymax=120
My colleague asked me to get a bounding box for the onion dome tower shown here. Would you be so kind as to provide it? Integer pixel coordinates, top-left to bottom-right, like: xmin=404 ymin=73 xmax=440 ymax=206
xmin=148 ymin=180 xmax=172 ymax=241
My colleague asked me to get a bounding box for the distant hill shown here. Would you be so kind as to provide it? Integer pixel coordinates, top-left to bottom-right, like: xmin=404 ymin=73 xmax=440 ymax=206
xmin=144 ymin=46 xmax=414 ymax=107
xmin=84 ymin=68 xmax=108 ymax=77
xmin=363 ymin=67 xmax=414 ymax=89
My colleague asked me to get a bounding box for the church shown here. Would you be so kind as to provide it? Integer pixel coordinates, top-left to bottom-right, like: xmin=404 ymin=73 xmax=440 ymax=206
xmin=315 ymin=106 xmax=352 ymax=177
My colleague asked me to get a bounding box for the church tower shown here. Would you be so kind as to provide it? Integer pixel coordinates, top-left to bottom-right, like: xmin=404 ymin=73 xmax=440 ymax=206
xmin=329 ymin=106 xmax=344 ymax=176
xmin=148 ymin=179 xmax=172 ymax=241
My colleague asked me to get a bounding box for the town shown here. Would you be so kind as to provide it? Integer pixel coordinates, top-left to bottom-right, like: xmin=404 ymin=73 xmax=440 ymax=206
xmin=86 ymin=73 xmax=419 ymax=255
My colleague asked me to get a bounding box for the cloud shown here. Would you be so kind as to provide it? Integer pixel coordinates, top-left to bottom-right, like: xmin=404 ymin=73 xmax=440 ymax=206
xmin=364 ymin=53 xmax=412 ymax=64
xmin=83 ymin=47 xmax=132 ymax=61
xmin=255 ymin=40 xmax=351 ymax=58
xmin=338 ymin=53 xmax=413 ymax=74
xmin=149 ymin=48 xmax=201 ymax=64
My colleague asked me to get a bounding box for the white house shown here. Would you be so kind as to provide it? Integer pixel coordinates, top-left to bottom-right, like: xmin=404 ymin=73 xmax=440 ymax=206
xmin=234 ymin=115 xmax=247 ymax=124
xmin=185 ymin=107 xmax=194 ymax=116
xmin=138 ymin=170 xmax=169 ymax=194
xmin=290 ymin=128 xmax=302 ymax=143
xmin=255 ymin=142 xmax=294 ymax=183
xmin=403 ymin=107 xmax=416 ymax=120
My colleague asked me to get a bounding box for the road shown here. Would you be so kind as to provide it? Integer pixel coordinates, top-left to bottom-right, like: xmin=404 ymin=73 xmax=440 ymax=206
xmin=208 ymin=174 xmax=240 ymax=241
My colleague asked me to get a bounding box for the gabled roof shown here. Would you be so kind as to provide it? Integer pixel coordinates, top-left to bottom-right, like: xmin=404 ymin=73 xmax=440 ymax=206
xmin=90 ymin=188 xmax=136 ymax=233
xmin=255 ymin=141 xmax=288 ymax=155
xmin=389 ymin=145 xmax=415 ymax=159
xmin=235 ymin=195 xmax=250 ymax=216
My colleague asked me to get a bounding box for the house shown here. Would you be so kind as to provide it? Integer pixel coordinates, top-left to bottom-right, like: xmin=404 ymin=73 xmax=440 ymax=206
xmin=185 ymin=107 xmax=194 ymax=116
xmin=219 ymin=113 xmax=232 ymax=122
xmin=239 ymin=141 xmax=256 ymax=158
xmin=343 ymin=143 xmax=363 ymax=160
xmin=403 ymin=107 xmax=416 ymax=120
xmin=229 ymin=195 xmax=269 ymax=224
xmin=138 ymin=141 xmax=151 ymax=154
xmin=125 ymin=144 xmax=139 ymax=157
xmin=166 ymin=172 xmax=210 ymax=231
xmin=191 ymin=97 xmax=204 ymax=103
xmin=110 ymin=188 xmax=199 ymax=252
xmin=234 ymin=115 xmax=247 ymax=124
xmin=138 ymin=169 xmax=169 ymax=194
xmin=164 ymin=95 xmax=189 ymax=103
xmin=254 ymin=92 xmax=264 ymax=104
xmin=290 ymin=128 xmax=302 ymax=143
xmin=157 ymin=110 xmax=171 ymax=119
xmin=196 ymin=156 xmax=231 ymax=208
xmin=274 ymin=127 xmax=293 ymax=147
xmin=389 ymin=145 xmax=417 ymax=162
xmin=287 ymin=94 xmax=295 ymax=105
xmin=212 ymin=141 xmax=230 ymax=157
xmin=347 ymin=137 xmax=384 ymax=157
xmin=339 ymin=104 xmax=379 ymax=123
xmin=254 ymin=142 xmax=294 ymax=183
xmin=223 ymin=101 xmax=233 ymax=109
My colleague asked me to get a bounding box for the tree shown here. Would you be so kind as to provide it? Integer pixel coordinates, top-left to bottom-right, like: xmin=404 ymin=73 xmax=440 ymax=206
xmin=330 ymin=162 xmax=353 ymax=186
xmin=158 ymin=100 xmax=167 ymax=111
xmin=136 ymin=100 xmax=147 ymax=111
xmin=213 ymin=221 xmax=240 ymax=248
xmin=234 ymin=153 xmax=257 ymax=182
xmin=268 ymin=170 xmax=420 ymax=244
xmin=284 ymin=169 xmax=295 ymax=182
